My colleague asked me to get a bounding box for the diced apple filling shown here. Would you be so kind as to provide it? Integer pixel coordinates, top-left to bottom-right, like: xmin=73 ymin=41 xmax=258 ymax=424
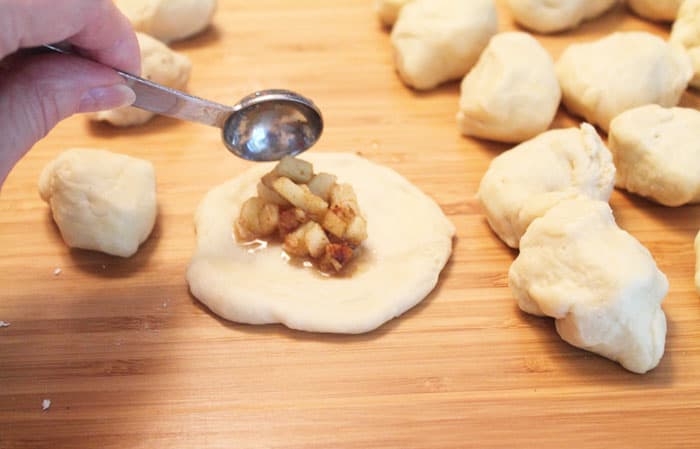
xmin=235 ymin=156 xmax=367 ymax=274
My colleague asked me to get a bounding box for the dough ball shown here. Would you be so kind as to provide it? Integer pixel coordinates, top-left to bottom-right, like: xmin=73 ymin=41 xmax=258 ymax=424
xmin=390 ymin=0 xmax=498 ymax=90
xmin=671 ymin=0 xmax=700 ymax=89
xmin=186 ymin=153 xmax=455 ymax=334
xmin=505 ymin=0 xmax=617 ymax=34
xmin=478 ymin=123 xmax=615 ymax=248
xmin=90 ymin=33 xmax=191 ymax=127
xmin=609 ymin=105 xmax=700 ymax=206
xmin=556 ymin=32 xmax=692 ymax=132
xmin=509 ymin=198 xmax=668 ymax=374
xmin=115 ymin=0 xmax=217 ymax=43
xmin=695 ymin=230 xmax=700 ymax=295
xmin=457 ymin=32 xmax=561 ymax=143
xmin=627 ymin=0 xmax=681 ymax=22
xmin=376 ymin=0 xmax=413 ymax=27
xmin=38 ymin=149 xmax=157 ymax=258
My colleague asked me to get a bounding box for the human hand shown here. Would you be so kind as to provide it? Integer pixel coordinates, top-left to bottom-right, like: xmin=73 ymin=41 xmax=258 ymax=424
xmin=0 ymin=0 xmax=141 ymax=186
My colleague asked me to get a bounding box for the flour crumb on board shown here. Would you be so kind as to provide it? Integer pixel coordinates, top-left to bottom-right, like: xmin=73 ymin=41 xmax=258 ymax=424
xmin=0 ymin=321 xmax=10 ymax=328
xmin=41 ymin=399 xmax=51 ymax=411
xmin=53 ymin=267 xmax=62 ymax=276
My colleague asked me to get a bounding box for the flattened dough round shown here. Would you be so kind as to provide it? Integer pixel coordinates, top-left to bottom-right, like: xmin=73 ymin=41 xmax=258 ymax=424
xmin=556 ymin=32 xmax=692 ymax=132
xmin=186 ymin=153 xmax=455 ymax=334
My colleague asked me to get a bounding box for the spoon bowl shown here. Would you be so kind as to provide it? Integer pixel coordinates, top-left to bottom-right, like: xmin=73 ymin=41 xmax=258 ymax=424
xmin=223 ymin=90 xmax=323 ymax=161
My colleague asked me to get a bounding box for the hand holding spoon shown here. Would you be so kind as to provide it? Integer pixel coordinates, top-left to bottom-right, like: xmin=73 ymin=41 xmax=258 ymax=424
xmin=43 ymin=44 xmax=323 ymax=161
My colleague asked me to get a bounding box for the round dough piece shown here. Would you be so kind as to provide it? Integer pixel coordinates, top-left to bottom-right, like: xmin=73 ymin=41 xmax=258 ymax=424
xmin=506 ymin=0 xmax=617 ymax=34
xmin=38 ymin=149 xmax=157 ymax=258
xmin=376 ymin=0 xmax=413 ymax=27
xmin=671 ymin=0 xmax=700 ymax=89
xmin=627 ymin=0 xmax=681 ymax=22
xmin=478 ymin=123 xmax=615 ymax=248
xmin=390 ymin=0 xmax=498 ymax=90
xmin=556 ymin=32 xmax=692 ymax=132
xmin=115 ymin=0 xmax=217 ymax=43
xmin=457 ymin=32 xmax=561 ymax=143
xmin=186 ymin=153 xmax=455 ymax=334
xmin=509 ymin=198 xmax=668 ymax=374
xmin=609 ymin=105 xmax=700 ymax=206
xmin=90 ymin=33 xmax=191 ymax=127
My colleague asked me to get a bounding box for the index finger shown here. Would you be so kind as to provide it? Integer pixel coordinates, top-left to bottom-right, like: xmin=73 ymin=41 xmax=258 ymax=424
xmin=0 ymin=0 xmax=140 ymax=74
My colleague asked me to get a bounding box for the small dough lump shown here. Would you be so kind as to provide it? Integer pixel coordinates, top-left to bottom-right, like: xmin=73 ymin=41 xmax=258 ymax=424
xmin=187 ymin=153 xmax=455 ymax=334
xmin=478 ymin=123 xmax=615 ymax=248
xmin=115 ymin=0 xmax=217 ymax=43
xmin=609 ymin=105 xmax=700 ymax=206
xmin=627 ymin=0 xmax=681 ymax=22
xmin=91 ymin=33 xmax=191 ymax=127
xmin=671 ymin=0 xmax=700 ymax=89
xmin=556 ymin=32 xmax=692 ymax=132
xmin=506 ymin=0 xmax=617 ymax=34
xmin=376 ymin=0 xmax=413 ymax=27
xmin=39 ymin=149 xmax=157 ymax=258
xmin=390 ymin=0 xmax=498 ymax=90
xmin=509 ymin=198 xmax=668 ymax=374
xmin=457 ymin=32 xmax=561 ymax=143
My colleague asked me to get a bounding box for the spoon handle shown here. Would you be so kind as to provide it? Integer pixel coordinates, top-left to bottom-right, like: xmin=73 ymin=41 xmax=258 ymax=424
xmin=42 ymin=44 xmax=234 ymax=128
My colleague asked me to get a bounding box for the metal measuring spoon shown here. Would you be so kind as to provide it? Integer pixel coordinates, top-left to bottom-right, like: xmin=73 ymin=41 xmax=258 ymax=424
xmin=43 ymin=44 xmax=323 ymax=161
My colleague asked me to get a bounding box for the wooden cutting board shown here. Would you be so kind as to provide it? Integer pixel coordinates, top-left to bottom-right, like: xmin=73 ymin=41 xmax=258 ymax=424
xmin=1 ymin=1 xmax=699 ymax=448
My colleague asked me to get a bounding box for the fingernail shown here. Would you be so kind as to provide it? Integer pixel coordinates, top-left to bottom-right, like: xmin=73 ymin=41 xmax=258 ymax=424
xmin=78 ymin=84 xmax=136 ymax=113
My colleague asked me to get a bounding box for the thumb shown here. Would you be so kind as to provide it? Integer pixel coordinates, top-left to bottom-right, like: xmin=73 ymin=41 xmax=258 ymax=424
xmin=0 ymin=53 xmax=135 ymax=184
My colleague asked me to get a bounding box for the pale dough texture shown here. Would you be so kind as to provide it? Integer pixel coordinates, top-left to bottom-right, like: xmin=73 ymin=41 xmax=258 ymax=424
xmin=509 ymin=198 xmax=668 ymax=374
xmin=457 ymin=32 xmax=560 ymax=143
xmin=556 ymin=32 xmax=692 ymax=132
xmin=186 ymin=153 xmax=455 ymax=334
xmin=671 ymin=0 xmax=700 ymax=89
xmin=38 ymin=149 xmax=157 ymax=258
xmin=376 ymin=0 xmax=413 ymax=27
xmin=609 ymin=105 xmax=700 ymax=206
xmin=91 ymin=33 xmax=191 ymax=127
xmin=506 ymin=0 xmax=617 ymax=34
xmin=478 ymin=123 xmax=615 ymax=248
xmin=628 ymin=0 xmax=681 ymax=21
xmin=390 ymin=0 xmax=498 ymax=90
xmin=115 ymin=0 xmax=217 ymax=43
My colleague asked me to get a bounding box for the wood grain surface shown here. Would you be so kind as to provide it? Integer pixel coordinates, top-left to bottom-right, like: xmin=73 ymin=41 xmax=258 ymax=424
xmin=1 ymin=1 xmax=700 ymax=448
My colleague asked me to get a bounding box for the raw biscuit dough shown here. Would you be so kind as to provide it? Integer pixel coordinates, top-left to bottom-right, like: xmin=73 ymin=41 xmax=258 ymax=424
xmin=38 ymin=149 xmax=157 ymax=258
xmin=627 ymin=0 xmax=681 ymax=22
xmin=609 ymin=105 xmax=700 ymax=206
xmin=671 ymin=0 xmax=700 ymax=89
xmin=556 ymin=32 xmax=692 ymax=132
xmin=390 ymin=0 xmax=498 ymax=90
xmin=91 ymin=33 xmax=191 ymax=127
xmin=478 ymin=123 xmax=615 ymax=248
xmin=509 ymin=198 xmax=668 ymax=374
xmin=115 ymin=0 xmax=217 ymax=43
xmin=505 ymin=0 xmax=617 ymax=34
xmin=376 ymin=0 xmax=413 ymax=27
xmin=457 ymin=32 xmax=560 ymax=143
xmin=186 ymin=153 xmax=455 ymax=334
